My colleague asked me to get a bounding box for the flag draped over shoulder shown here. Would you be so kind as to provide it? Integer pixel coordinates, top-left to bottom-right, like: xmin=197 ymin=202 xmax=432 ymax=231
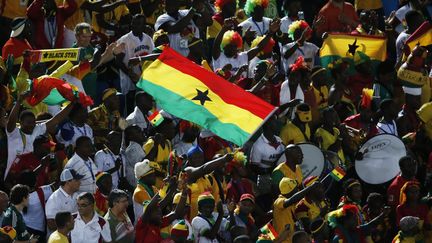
xmin=320 ymin=33 xmax=387 ymax=68
xmin=26 ymin=76 xmax=93 ymax=107
xmin=137 ymin=47 xmax=276 ymax=146
xmin=404 ymin=21 xmax=432 ymax=56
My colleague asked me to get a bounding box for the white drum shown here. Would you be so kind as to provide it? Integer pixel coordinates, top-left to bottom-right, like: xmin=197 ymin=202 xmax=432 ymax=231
xmin=355 ymin=134 xmax=406 ymax=184
xmin=297 ymin=143 xmax=325 ymax=180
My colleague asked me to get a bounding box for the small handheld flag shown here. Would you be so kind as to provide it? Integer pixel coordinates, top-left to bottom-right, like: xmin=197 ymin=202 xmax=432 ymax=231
xmin=148 ymin=110 xmax=164 ymax=127
xmin=329 ymin=167 xmax=346 ymax=181
xmin=259 ymin=221 xmax=278 ymax=240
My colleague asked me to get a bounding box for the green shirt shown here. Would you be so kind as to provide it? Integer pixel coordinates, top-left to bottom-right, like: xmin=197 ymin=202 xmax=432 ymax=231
xmin=2 ymin=205 xmax=30 ymax=241
xmin=104 ymin=209 xmax=135 ymax=243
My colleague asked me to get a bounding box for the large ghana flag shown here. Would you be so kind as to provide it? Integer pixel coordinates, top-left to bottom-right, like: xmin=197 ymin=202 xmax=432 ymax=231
xmin=320 ymin=33 xmax=387 ymax=68
xmin=137 ymin=47 xmax=276 ymax=146
xmin=404 ymin=21 xmax=432 ymax=56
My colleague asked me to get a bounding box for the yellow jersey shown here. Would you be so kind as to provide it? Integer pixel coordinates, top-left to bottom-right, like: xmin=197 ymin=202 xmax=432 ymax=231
xmin=279 ymin=121 xmax=310 ymax=145
xmin=0 ymin=0 xmax=28 ymax=19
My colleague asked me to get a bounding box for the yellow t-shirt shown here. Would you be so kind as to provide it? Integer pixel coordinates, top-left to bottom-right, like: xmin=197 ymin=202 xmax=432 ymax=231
xmin=0 ymin=0 xmax=28 ymax=19
xmin=206 ymin=19 xmax=222 ymax=40
xmin=48 ymin=231 xmax=69 ymax=243
xmin=55 ymin=0 xmax=87 ymax=30
xmin=313 ymin=85 xmax=329 ymax=110
xmin=92 ymin=2 xmax=130 ymax=33
xmin=188 ymin=177 xmax=212 ymax=219
xmin=143 ymin=138 xmax=171 ymax=173
xmin=315 ymin=127 xmax=346 ymax=163
xmin=273 ymin=195 xmax=296 ymax=238
xmin=206 ymin=173 xmax=227 ymax=204
xmin=279 ymin=121 xmax=310 ymax=145
xmin=133 ymin=184 xmax=158 ymax=205
xmin=355 ymin=0 xmax=383 ymax=11
xmin=272 ymin=163 xmax=303 ymax=187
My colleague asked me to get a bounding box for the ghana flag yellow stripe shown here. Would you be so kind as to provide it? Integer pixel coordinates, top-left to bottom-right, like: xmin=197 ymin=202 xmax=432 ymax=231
xmin=404 ymin=21 xmax=432 ymax=55
xmin=320 ymin=33 xmax=387 ymax=67
xmin=137 ymin=47 xmax=276 ymax=146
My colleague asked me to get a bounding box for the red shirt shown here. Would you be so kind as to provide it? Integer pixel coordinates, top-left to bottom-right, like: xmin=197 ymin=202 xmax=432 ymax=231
xmin=8 ymin=152 xmax=49 ymax=187
xmin=94 ymin=189 xmax=109 ymax=216
xmin=199 ymin=135 xmax=233 ymax=161
xmin=396 ymin=203 xmax=429 ymax=226
xmin=2 ymin=38 xmax=32 ymax=61
xmin=135 ymin=216 xmax=172 ymax=243
xmin=316 ymin=1 xmax=359 ymax=35
xmin=387 ymin=175 xmax=418 ymax=207
xmin=226 ymin=179 xmax=254 ymax=203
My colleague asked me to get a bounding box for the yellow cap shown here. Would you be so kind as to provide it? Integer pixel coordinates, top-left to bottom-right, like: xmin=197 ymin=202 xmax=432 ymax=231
xmin=279 ymin=177 xmax=298 ymax=195
xmin=173 ymin=192 xmax=190 ymax=205
xmin=417 ymin=102 xmax=432 ymax=124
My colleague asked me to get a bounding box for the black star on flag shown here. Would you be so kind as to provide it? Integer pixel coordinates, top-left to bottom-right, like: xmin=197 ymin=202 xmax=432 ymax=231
xmin=192 ymin=89 xmax=212 ymax=105
xmin=348 ymin=38 xmax=359 ymax=56
xmin=43 ymin=52 xmax=49 ymax=59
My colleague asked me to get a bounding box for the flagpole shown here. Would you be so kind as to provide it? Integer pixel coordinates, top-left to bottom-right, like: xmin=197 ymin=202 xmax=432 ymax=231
xmin=240 ymin=107 xmax=279 ymax=150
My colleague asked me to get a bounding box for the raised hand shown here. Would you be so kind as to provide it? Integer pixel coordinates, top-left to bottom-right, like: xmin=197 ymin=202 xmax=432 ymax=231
xmin=269 ymin=18 xmax=281 ymax=34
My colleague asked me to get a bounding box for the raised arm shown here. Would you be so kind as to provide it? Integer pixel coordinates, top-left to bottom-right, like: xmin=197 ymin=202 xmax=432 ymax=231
xmin=27 ymin=0 xmax=44 ymax=20
xmin=6 ymin=93 xmax=27 ymax=133
xmin=159 ymin=8 xmax=196 ymax=34
xmin=185 ymin=153 xmax=233 ymax=183
xmin=45 ymin=101 xmax=75 ymax=134
xmin=212 ymin=18 xmax=235 ymax=60
xmin=283 ymin=182 xmax=318 ymax=208
xmin=247 ymin=19 xmax=280 ymax=61
xmin=83 ymin=0 xmax=127 ymax=13
xmin=62 ymin=0 xmax=78 ymax=18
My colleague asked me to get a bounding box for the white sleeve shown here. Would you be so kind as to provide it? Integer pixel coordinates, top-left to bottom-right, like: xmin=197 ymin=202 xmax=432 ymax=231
xmin=101 ymin=218 xmax=112 ymax=242
xmin=45 ymin=197 xmax=57 ymax=219
xmin=279 ymin=80 xmax=290 ymax=105
xmin=191 ymin=217 xmax=210 ymax=240
xmin=42 ymin=185 xmax=53 ymax=200
xmin=94 ymin=151 xmax=106 ymax=172
xmin=34 ymin=123 xmax=47 ymax=136
xmin=249 ymin=142 xmax=263 ymax=164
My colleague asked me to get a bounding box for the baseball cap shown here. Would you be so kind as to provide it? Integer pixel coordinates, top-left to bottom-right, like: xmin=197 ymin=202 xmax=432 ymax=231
xmin=239 ymin=193 xmax=255 ymax=204
xmin=60 ymin=169 xmax=84 ymax=182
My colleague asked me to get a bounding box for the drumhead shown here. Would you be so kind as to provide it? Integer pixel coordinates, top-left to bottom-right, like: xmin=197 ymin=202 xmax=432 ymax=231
xmin=355 ymin=134 xmax=406 ymax=184
xmin=297 ymin=143 xmax=325 ymax=180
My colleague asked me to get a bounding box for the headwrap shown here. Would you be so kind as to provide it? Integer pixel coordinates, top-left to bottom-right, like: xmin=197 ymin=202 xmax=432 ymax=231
xmin=279 ymin=177 xmax=298 ymax=195
xmin=95 ymin=171 xmax=110 ymax=186
xmin=187 ymin=145 xmax=203 ymax=158
xmin=287 ymin=20 xmax=310 ymax=40
xmin=244 ymin=0 xmax=269 ymax=16
xmin=303 ymin=175 xmax=318 ymax=187
xmin=171 ymin=219 xmax=189 ymax=238
xmin=289 ymin=56 xmax=309 ymax=73
xmin=0 ymin=226 xmax=16 ymax=240
xmin=360 ymin=88 xmax=373 ymax=110
xmin=198 ymin=192 xmax=215 ymax=207
xmin=102 ymin=88 xmax=120 ymax=101
xmin=251 ymin=36 xmax=275 ymax=55
xmin=399 ymin=181 xmax=420 ymax=205
xmin=215 ymin=0 xmax=236 ymax=12
xmin=220 ymin=30 xmax=243 ymax=51
xmin=354 ymin=51 xmax=370 ymax=65
xmin=400 ymin=216 xmax=420 ymax=232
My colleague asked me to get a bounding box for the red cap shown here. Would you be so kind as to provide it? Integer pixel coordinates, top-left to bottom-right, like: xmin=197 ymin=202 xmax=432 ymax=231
xmin=240 ymin=193 xmax=255 ymax=204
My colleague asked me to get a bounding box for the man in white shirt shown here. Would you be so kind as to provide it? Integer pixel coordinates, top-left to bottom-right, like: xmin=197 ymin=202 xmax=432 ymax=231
xmin=71 ymin=192 xmax=112 ymax=243
xmin=155 ymin=0 xmax=200 ymax=56
xmin=395 ymin=10 xmax=424 ymax=62
xmin=116 ymin=14 xmax=155 ymax=97
xmin=45 ymin=168 xmax=82 ymax=233
xmin=5 ymin=95 xmax=74 ymax=179
xmin=124 ymin=125 xmax=147 ymax=188
xmin=56 ymin=103 xmax=94 ymax=149
xmin=238 ymin=0 xmax=272 ymax=40
xmin=126 ymin=91 xmax=154 ymax=134
xmin=65 ymin=136 xmax=99 ymax=194
xmin=95 ymin=131 xmax=124 ymax=189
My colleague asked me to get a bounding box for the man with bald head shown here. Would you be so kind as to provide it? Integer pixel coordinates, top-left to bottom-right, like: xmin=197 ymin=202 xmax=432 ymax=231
xmin=272 ymin=144 xmax=304 ymax=193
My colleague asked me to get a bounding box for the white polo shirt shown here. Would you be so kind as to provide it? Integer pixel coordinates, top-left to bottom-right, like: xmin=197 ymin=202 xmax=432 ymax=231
xmin=281 ymin=41 xmax=319 ymax=73
xmin=23 ymin=185 xmax=53 ymax=232
xmin=65 ymin=154 xmax=99 ymax=194
xmin=95 ymin=149 xmax=126 ymax=189
xmin=45 ymin=187 xmax=78 ymax=220
xmin=6 ymin=123 xmax=47 ymax=178
xmin=212 ymin=52 xmax=248 ymax=78
xmin=238 ymin=17 xmax=272 ymax=38
xmin=250 ymin=134 xmax=285 ymax=169
xmin=71 ymin=212 xmax=112 ymax=243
